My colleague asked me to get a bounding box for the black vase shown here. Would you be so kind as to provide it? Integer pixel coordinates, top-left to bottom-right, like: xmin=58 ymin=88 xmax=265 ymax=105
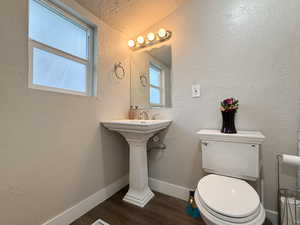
xmin=221 ymin=110 xmax=237 ymax=134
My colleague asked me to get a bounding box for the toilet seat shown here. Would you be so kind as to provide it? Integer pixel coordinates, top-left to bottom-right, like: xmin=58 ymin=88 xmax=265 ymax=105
xmin=195 ymin=174 xmax=265 ymax=225
xmin=197 ymin=191 xmax=261 ymax=223
xmin=195 ymin=190 xmax=265 ymax=225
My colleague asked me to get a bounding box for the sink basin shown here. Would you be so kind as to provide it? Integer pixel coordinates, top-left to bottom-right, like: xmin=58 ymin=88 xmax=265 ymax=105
xmin=102 ymin=120 xmax=171 ymax=133
xmin=101 ymin=119 xmax=172 ymax=207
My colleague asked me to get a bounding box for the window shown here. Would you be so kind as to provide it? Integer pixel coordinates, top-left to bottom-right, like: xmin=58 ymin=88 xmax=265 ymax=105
xmin=28 ymin=0 xmax=94 ymax=95
xmin=149 ymin=64 xmax=164 ymax=106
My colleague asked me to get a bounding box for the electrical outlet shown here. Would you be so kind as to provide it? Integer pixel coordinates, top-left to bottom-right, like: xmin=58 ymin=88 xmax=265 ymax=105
xmin=192 ymin=84 xmax=201 ymax=98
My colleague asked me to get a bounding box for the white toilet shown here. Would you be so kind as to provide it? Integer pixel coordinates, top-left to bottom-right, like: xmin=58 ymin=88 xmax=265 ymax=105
xmin=195 ymin=130 xmax=266 ymax=225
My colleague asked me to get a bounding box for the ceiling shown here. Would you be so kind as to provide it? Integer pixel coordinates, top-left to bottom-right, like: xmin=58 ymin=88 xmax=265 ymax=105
xmin=74 ymin=0 xmax=189 ymax=37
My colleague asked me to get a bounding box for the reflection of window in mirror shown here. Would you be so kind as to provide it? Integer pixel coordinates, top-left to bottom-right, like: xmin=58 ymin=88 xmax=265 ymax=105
xmin=149 ymin=63 xmax=165 ymax=107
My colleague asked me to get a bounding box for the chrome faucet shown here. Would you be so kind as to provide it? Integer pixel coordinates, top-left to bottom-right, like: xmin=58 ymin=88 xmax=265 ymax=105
xmin=139 ymin=110 xmax=150 ymax=120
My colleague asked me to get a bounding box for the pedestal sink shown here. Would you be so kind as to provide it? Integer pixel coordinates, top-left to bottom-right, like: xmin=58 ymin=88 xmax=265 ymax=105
xmin=101 ymin=120 xmax=172 ymax=207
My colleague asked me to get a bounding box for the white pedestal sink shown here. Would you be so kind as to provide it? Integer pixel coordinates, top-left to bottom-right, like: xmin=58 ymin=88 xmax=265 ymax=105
xmin=101 ymin=120 xmax=172 ymax=207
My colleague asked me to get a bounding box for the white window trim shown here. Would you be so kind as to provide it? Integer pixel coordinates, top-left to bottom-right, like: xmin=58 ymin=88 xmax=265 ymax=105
xmin=28 ymin=0 xmax=95 ymax=96
xmin=149 ymin=63 xmax=165 ymax=107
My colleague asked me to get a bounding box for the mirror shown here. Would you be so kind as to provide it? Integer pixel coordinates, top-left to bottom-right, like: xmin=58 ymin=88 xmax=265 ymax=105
xmin=130 ymin=45 xmax=172 ymax=109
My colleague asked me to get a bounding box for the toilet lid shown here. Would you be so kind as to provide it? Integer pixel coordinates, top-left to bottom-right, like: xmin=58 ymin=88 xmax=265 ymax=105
xmin=197 ymin=174 xmax=260 ymax=218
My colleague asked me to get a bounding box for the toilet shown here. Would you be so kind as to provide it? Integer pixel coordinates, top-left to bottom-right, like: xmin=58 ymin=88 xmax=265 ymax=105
xmin=195 ymin=130 xmax=266 ymax=225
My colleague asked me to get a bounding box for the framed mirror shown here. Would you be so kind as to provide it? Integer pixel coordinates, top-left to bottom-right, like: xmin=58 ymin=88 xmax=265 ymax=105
xmin=130 ymin=45 xmax=172 ymax=109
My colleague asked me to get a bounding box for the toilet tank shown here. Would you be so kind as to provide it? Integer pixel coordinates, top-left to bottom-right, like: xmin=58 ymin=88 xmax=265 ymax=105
xmin=197 ymin=130 xmax=265 ymax=181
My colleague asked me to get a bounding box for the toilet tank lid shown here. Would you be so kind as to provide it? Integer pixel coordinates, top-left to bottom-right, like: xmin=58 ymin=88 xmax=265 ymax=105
xmin=197 ymin=129 xmax=265 ymax=144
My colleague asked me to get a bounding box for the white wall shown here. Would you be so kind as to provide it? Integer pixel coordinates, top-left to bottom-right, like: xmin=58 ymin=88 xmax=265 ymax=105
xmin=145 ymin=0 xmax=300 ymax=211
xmin=0 ymin=1 xmax=130 ymax=224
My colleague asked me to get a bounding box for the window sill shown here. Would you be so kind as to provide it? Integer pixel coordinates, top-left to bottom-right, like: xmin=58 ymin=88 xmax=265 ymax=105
xmin=28 ymin=83 xmax=89 ymax=97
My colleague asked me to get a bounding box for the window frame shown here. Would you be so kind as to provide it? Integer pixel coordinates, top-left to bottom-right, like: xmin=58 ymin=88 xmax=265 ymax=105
xmin=28 ymin=0 xmax=95 ymax=96
xmin=149 ymin=63 xmax=165 ymax=107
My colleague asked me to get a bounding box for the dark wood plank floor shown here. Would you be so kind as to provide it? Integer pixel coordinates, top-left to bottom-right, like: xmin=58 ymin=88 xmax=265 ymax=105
xmin=71 ymin=187 xmax=205 ymax=225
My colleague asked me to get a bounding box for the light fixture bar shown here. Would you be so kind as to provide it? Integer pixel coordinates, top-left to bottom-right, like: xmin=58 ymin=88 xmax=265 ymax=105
xmin=128 ymin=28 xmax=172 ymax=51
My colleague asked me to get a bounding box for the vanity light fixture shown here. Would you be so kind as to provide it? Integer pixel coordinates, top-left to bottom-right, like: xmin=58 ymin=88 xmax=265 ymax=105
xmin=128 ymin=40 xmax=136 ymax=48
xmin=158 ymin=28 xmax=167 ymax=38
xmin=137 ymin=36 xmax=145 ymax=45
xmin=128 ymin=28 xmax=172 ymax=50
xmin=147 ymin=32 xmax=156 ymax=42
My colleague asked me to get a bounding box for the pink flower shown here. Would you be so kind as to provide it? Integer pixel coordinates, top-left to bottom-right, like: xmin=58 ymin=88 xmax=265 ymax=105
xmin=226 ymin=98 xmax=233 ymax=105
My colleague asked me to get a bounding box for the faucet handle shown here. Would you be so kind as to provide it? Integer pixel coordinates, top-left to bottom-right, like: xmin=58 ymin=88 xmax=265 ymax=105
xmin=138 ymin=110 xmax=144 ymax=120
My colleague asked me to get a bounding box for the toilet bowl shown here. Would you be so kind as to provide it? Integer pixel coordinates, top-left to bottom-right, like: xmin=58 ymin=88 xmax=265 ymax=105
xmin=194 ymin=174 xmax=265 ymax=225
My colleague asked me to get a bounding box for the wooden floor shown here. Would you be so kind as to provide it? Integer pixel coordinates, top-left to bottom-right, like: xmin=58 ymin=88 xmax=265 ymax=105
xmin=71 ymin=187 xmax=205 ymax=225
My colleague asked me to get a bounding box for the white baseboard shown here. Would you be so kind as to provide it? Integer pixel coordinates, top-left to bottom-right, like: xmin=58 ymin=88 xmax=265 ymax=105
xmin=266 ymin=209 xmax=278 ymax=225
xmin=42 ymin=174 xmax=129 ymax=225
xmin=149 ymin=177 xmax=190 ymax=201
xmin=149 ymin=177 xmax=278 ymax=225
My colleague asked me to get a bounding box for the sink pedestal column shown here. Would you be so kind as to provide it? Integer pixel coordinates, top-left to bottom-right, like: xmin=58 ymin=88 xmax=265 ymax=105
xmin=122 ymin=133 xmax=154 ymax=207
xmin=101 ymin=120 xmax=172 ymax=207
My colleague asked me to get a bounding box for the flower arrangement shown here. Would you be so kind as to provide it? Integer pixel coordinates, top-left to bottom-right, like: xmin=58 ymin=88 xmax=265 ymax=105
xmin=220 ymin=98 xmax=239 ymax=133
xmin=220 ymin=97 xmax=239 ymax=112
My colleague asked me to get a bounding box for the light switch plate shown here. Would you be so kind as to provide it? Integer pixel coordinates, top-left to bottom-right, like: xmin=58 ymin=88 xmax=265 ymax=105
xmin=192 ymin=84 xmax=201 ymax=98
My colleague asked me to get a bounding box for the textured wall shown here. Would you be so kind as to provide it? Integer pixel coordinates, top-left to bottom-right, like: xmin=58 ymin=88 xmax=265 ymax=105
xmin=0 ymin=0 xmax=130 ymax=224
xmin=144 ymin=0 xmax=300 ymax=211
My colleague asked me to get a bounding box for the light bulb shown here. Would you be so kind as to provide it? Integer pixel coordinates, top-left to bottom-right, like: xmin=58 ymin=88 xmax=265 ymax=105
xmin=137 ymin=36 xmax=145 ymax=45
xmin=147 ymin=32 xmax=156 ymax=42
xmin=158 ymin=28 xmax=167 ymax=38
xmin=128 ymin=40 xmax=135 ymax=48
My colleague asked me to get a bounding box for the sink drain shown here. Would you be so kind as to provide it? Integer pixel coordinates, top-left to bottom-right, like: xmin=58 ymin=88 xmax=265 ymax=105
xmin=91 ymin=219 xmax=110 ymax=225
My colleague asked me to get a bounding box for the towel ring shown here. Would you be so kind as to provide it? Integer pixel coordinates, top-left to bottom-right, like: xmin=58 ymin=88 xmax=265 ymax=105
xmin=114 ymin=62 xmax=125 ymax=80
